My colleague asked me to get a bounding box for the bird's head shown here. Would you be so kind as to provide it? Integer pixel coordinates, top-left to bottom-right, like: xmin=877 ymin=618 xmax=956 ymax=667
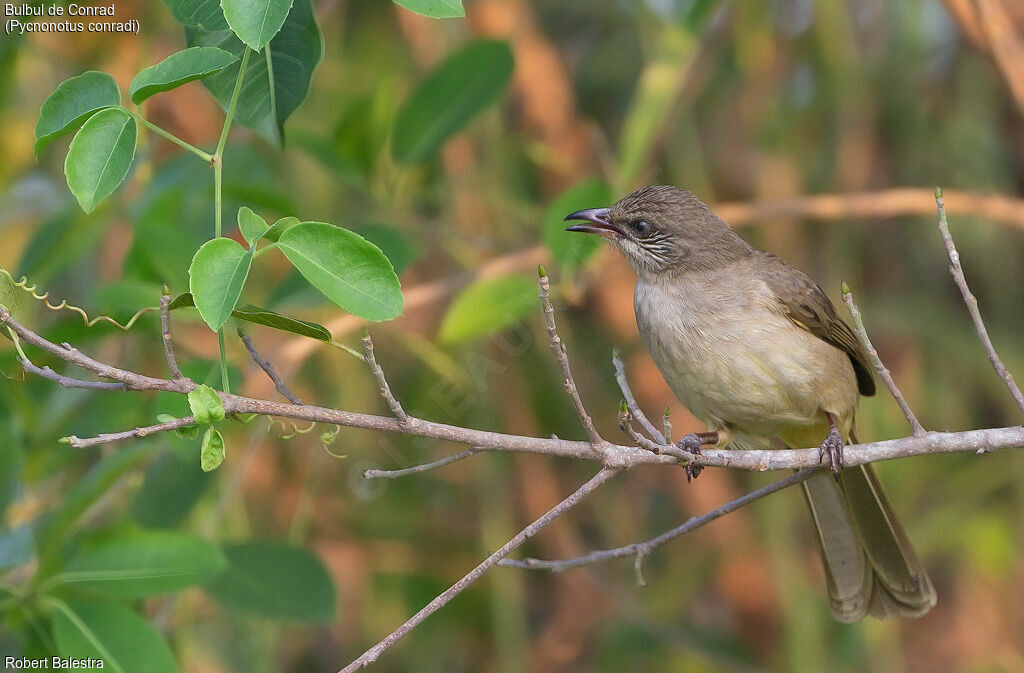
xmin=563 ymin=185 xmax=749 ymax=277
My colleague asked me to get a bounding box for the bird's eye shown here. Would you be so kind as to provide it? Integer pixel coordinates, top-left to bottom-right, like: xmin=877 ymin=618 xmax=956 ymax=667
xmin=631 ymin=220 xmax=650 ymax=237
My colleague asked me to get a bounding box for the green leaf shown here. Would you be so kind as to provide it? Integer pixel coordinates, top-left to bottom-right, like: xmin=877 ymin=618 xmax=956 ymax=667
xmin=162 ymin=0 xmax=228 ymax=30
xmin=157 ymin=413 xmax=199 ymax=440
xmin=543 ymin=179 xmax=613 ymax=270
xmin=263 ymin=215 xmax=299 ymax=242
xmin=64 ymin=108 xmax=137 ymax=214
xmin=200 ymin=428 xmax=225 ymax=472
xmin=57 ymin=530 xmax=227 ymax=598
xmin=237 ymin=206 xmax=269 ymax=246
xmin=188 ymin=384 xmax=225 ymax=425
xmin=34 ymin=71 xmax=121 ymax=155
xmin=188 ymin=237 xmax=253 ymax=331
xmin=186 ymin=0 xmax=323 ymax=145
xmin=439 ymin=275 xmax=538 ymax=343
xmin=51 ymin=598 xmax=177 ymax=673
xmin=393 ymin=0 xmax=464 ymax=18
xmin=0 ymin=266 xmax=24 ymax=324
xmin=222 ymin=0 xmax=294 ymax=51
xmin=276 ymin=222 xmax=403 ymax=321
xmin=231 ymin=305 xmax=331 ymax=340
xmin=129 ymin=47 xmax=239 ymax=104
xmin=205 ymin=541 xmax=336 ymax=622
xmin=167 ymin=293 xmax=332 ymax=341
xmin=393 ymin=40 xmax=513 ymax=163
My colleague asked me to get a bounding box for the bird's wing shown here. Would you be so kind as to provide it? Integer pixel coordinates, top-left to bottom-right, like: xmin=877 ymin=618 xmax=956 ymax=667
xmin=759 ymin=253 xmax=876 ymax=396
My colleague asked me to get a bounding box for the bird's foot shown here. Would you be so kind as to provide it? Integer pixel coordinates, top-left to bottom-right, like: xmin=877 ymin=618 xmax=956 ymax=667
xmin=818 ymin=426 xmax=844 ymax=474
xmin=678 ymin=433 xmax=704 ymax=482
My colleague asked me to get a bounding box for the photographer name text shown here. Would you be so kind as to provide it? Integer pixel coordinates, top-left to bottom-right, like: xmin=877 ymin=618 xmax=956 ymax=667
xmin=4 ymin=3 xmax=138 ymax=35
xmin=5 ymin=656 xmax=104 ymax=669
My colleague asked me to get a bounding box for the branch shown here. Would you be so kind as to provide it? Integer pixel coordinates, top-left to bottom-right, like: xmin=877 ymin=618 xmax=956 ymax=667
xmin=160 ymin=286 xmax=185 ymax=383
xmin=5 ymin=302 xmax=1022 ymax=469
xmin=337 ymin=466 xmax=620 ymax=673
xmin=537 ymin=267 xmax=603 ymax=445
xmin=936 ymin=188 xmax=1024 ymax=414
xmin=841 ymin=285 xmax=926 ymax=436
xmin=500 ymin=467 xmax=820 ymax=573
xmin=361 ymin=333 xmax=407 ymax=423
xmin=239 ymin=329 xmax=303 ymax=405
xmin=1 ymin=305 xmax=186 ymax=394
xmin=63 ymin=416 xmax=197 ymax=449
xmin=612 ymin=349 xmax=662 ymax=442
xmin=18 ymin=356 xmax=126 ymax=391
xmin=362 ymin=448 xmax=480 ymax=480
xmin=617 ymin=404 xmax=691 ymax=462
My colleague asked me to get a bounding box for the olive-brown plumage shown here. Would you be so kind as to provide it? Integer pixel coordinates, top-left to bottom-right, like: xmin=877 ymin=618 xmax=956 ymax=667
xmin=565 ymin=185 xmax=935 ymax=621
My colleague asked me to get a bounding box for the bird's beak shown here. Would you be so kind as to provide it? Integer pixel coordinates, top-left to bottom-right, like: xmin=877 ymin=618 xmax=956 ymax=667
xmin=563 ymin=207 xmax=619 ymax=238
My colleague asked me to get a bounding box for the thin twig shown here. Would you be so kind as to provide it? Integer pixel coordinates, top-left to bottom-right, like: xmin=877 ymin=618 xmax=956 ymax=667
xmin=361 ymin=333 xmax=408 ymax=423
xmin=500 ymin=467 xmax=820 ymax=572
xmin=337 ymin=466 xmax=620 ymax=673
xmin=363 ymin=448 xmax=480 ymax=480
xmin=19 ymin=357 xmax=126 ymax=391
xmin=662 ymin=408 xmax=672 ymax=444
xmin=612 ymin=348 xmax=663 ymax=442
xmin=617 ymin=403 xmax=691 ymax=462
xmin=537 ymin=268 xmax=602 ymax=445
xmin=63 ymin=416 xmax=196 ymax=448
xmin=936 ymin=187 xmax=1024 ymax=414
xmin=841 ymin=285 xmax=926 ymax=436
xmin=239 ymin=329 xmax=303 ymax=405
xmin=160 ymin=286 xmax=184 ymax=382
xmin=1 ymin=305 xmax=186 ymax=394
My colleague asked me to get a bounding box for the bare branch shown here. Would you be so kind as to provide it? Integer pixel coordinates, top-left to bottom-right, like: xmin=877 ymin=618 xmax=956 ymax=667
xmin=337 ymin=466 xmax=620 ymax=673
xmin=1 ymin=305 xmax=186 ymax=394
xmin=662 ymin=407 xmax=672 ymax=444
xmin=617 ymin=404 xmax=691 ymax=462
xmin=537 ymin=268 xmax=602 ymax=445
xmin=501 ymin=467 xmax=820 ymax=572
xmin=936 ymin=188 xmax=1024 ymax=414
xmin=239 ymin=329 xmax=303 ymax=405
xmin=19 ymin=356 xmax=126 ymax=391
xmin=361 ymin=333 xmax=407 ymax=423
xmin=841 ymin=285 xmax=926 ymax=436
xmin=363 ymin=448 xmax=480 ymax=480
xmin=160 ymin=286 xmax=185 ymax=383
xmin=612 ymin=349 xmax=662 ymax=442
xmin=63 ymin=416 xmax=197 ymax=449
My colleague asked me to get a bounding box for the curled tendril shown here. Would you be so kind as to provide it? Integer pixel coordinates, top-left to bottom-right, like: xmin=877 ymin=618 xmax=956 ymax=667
xmin=320 ymin=425 xmax=346 ymax=459
xmin=266 ymin=417 xmax=318 ymax=440
xmin=319 ymin=424 xmax=346 ymax=456
xmin=0 ymin=268 xmax=157 ymax=330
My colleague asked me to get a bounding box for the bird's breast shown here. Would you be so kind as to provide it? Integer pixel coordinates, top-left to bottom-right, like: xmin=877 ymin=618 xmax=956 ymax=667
xmin=633 ymin=270 xmax=857 ymax=439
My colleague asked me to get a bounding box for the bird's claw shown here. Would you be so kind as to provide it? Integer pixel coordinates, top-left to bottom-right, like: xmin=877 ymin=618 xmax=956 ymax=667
xmin=818 ymin=427 xmax=844 ymax=474
xmin=679 ymin=433 xmax=703 ymax=482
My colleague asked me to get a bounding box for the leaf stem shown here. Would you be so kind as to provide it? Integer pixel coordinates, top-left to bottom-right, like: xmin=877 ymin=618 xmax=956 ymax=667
xmin=129 ymin=109 xmax=213 ymax=162
xmin=251 ymin=243 xmax=277 ymax=259
xmin=218 ymin=330 xmax=231 ymax=395
xmin=210 ymin=47 xmax=252 ymax=394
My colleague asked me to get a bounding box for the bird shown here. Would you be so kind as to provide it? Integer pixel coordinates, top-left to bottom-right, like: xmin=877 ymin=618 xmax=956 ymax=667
xmin=564 ymin=185 xmax=936 ymax=622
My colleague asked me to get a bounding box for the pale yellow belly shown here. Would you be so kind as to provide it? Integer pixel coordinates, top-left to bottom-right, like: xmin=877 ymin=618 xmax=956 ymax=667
xmin=635 ymin=276 xmax=859 ymax=449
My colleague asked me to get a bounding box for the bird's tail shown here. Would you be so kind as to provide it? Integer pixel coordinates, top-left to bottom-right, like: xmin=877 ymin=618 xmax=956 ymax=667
xmin=801 ymin=465 xmax=936 ymax=622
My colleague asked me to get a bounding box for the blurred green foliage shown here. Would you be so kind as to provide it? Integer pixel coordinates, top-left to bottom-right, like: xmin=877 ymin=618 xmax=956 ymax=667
xmin=1 ymin=1 xmax=1023 ymax=672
